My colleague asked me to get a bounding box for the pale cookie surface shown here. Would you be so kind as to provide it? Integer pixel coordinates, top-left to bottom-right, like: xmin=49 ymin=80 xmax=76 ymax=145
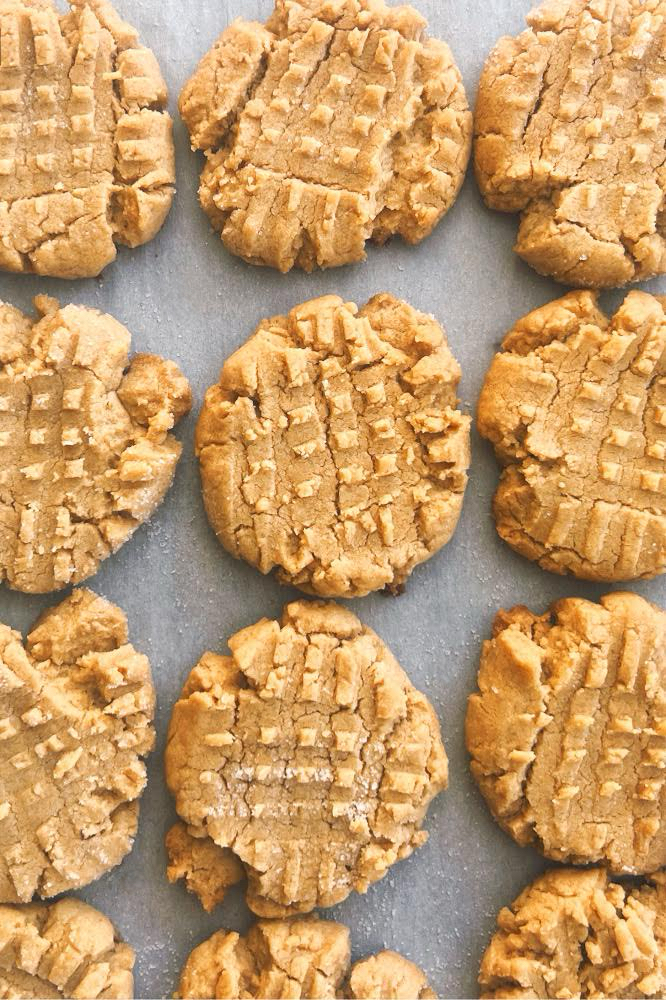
xmin=0 ymin=589 xmax=155 ymax=904
xmin=196 ymin=293 xmax=470 ymax=598
xmin=479 ymin=868 xmax=666 ymax=998
xmin=475 ymin=0 xmax=666 ymax=288
xmin=0 ymin=295 xmax=191 ymax=594
xmin=0 ymin=0 xmax=175 ymax=279
xmin=177 ymin=917 xmax=434 ymax=999
xmin=0 ymin=897 xmax=134 ymax=999
xmin=466 ymin=592 xmax=666 ymax=873
xmin=165 ymin=821 xmax=244 ymax=913
xmin=179 ymin=0 xmax=471 ymax=272
xmin=165 ymin=600 xmax=448 ymax=917
xmin=478 ymin=290 xmax=666 ymax=582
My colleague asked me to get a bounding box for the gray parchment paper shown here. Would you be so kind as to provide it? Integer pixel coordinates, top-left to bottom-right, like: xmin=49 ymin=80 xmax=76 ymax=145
xmin=1 ymin=1 xmax=665 ymax=997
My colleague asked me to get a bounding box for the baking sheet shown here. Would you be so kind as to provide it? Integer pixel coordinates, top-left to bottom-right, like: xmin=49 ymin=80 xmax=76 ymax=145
xmin=1 ymin=0 xmax=665 ymax=996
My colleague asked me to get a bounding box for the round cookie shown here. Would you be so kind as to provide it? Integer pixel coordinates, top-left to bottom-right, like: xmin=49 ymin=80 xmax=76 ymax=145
xmin=475 ymin=0 xmax=666 ymax=288
xmin=466 ymin=592 xmax=666 ymax=873
xmin=177 ymin=918 xmax=434 ymax=1000
xmin=479 ymin=868 xmax=666 ymax=999
xmin=196 ymin=293 xmax=470 ymax=598
xmin=0 ymin=0 xmax=174 ymax=279
xmin=0 ymin=588 xmax=155 ymax=903
xmin=478 ymin=290 xmax=666 ymax=582
xmin=165 ymin=600 xmax=447 ymax=917
xmin=0 ymin=295 xmax=191 ymax=594
xmin=0 ymin=897 xmax=134 ymax=998
xmin=179 ymin=0 xmax=471 ymax=273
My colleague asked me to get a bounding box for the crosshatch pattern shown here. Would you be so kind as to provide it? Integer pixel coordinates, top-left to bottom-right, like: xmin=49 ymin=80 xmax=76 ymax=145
xmin=0 ymin=0 xmax=664 ymax=997
xmin=0 ymin=0 xmax=174 ymax=279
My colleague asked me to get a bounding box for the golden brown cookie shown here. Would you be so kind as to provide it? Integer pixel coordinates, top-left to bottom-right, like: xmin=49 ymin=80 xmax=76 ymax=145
xmin=478 ymin=290 xmax=666 ymax=582
xmin=165 ymin=600 xmax=447 ymax=918
xmin=0 ymin=589 xmax=155 ymax=904
xmin=179 ymin=0 xmax=471 ymax=273
xmin=0 ymin=0 xmax=174 ymax=279
xmin=0 ymin=897 xmax=134 ymax=998
xmin=165 ymin=821 xmax=244 ymax=913
xmin=479 ymin=868 xmax=666 ymax=999
xmin=467 ymin=592 xmax=666 ymax=873
xmin=475 ymin=0 xmax=666 ymax=288
xmin=0 ymin=295 xmax=191 ymax=594
xmin=196 ymin=293 xmax=470 ymax=598
xmin=177 ymin=917 xmax=434 ymax=999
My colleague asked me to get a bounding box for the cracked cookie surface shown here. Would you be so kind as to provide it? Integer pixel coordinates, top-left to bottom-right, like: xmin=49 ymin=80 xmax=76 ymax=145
xmin=196 ymin=293 xmax=470 ymax=598
xmin=0 ymin=897 xmax=134 ymax=998
xmin=480 ymin=868 xmax=666 ymax=998
xmin=0 ymin=294 xmax=191 ymax=594
xmin=0 ymin=0 xmax=175 ymax=279
xmin=165 ymin=821 xmax=244 ymax=913
xmin=179 ymin=0 xmax=471 ymax=273
xmin=475 ymin=0 xmax=666 ymax=288
xmin=466 ymin=592 xmax=666 ymax=873
xmin=177 ymin=917 xmax=434 ymax=999
xmin=165 ymin=600 xmax=448 ymax=917
xmin=478 ymin=290 xmax=666 ymax=582
xmin=0 ymin=588 xmax=155 ymax=904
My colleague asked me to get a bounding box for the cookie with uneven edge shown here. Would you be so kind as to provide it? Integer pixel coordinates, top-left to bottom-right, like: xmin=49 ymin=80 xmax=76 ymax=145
xmin=177 ymin=917 xmax=434 ymax=999
xmin=166 ymin=821 xmax=244 ymax=913
xmin=475 ymin=0 xmax=666 ymax=288
xmin=0 ymin=295 xmax=191 ymax=594
xmin=196 ymin=293 xmax=470 ymax=599
xmin=165 ymin=600 xmax=448 ymax=918
xmin=0 ymin=589 xmax=155 ymax=904
xmin=179 ymin=0 xmax=471 ymax=273
xmin=480 ymin=868 xmax=666 ymax=999
xmin=0 ymin=897 xmax=134 ymax=998
xmin=0 ymin=0 xmax=174 ymax=280
xmin=478 ymin=290 xmax=666 ymax=582
xmin=467 ymin=592 xmax=666 ymax=873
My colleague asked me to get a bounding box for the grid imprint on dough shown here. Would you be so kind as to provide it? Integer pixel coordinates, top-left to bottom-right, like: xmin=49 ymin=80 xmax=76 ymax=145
xmin=0 ymin=300 xmax=189 ymax=593
xmin=180 ymin=0 xmax=471 ymax=271
xmin=0 ymin=1 xmax=173 ymax=278
xmin=197 ymin=294 xmax=470 ymax=598
xmin=480 ymin=292 xmax=666 ymax=580
xmin=475 ymin=0 xmax=666 ymax=286
xmin=167 ymin=603 xmax=447 ymax=916
xmin=0 ymin=593 xmax=154 ymax=905
xmin=468 ymin=595 xmax=666 ymax=873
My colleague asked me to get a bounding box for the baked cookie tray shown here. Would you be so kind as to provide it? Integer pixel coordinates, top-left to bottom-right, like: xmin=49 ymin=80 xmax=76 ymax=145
xmin=1 ymin=0 xmax=664 ymax=997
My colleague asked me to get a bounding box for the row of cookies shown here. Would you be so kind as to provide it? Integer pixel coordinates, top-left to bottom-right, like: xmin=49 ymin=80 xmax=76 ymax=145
xmin=3 ymin=285 xmax=664 ymax=595
xmin=3 ymin=0 xmax=665 ymax=293
xmin=1 ymin=583 xmax=664 ymax=996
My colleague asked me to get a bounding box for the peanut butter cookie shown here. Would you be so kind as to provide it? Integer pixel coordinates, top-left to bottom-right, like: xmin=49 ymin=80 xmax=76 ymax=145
xmin=177 ymin=918 xmax=434 ymax=999
xmin=0 ymin=897 xmax=134 ymax=998
xmin=196 ymin=293 xmax=470 ymax=598
xmin=478 ymin=290 xmax=666 ymax=581
xmin=165 ymin=600 xmax=447 ymax=918
xmin=0 ymin=295 xmax=191 ymax=593
xmin=475 ymin=0 xmax=666 ymax=288
xmin=467 ymin=592 xmax=666 ymax=873
xmin=0 ymin=589 xmax=154 ymax=904
xmin=0 ymin=0 xmax=175 ymax=279
xmin=480 ymin=868 xmax=666 ymax=998
xmin=179 ymin=0 xmax=471 ymax=273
